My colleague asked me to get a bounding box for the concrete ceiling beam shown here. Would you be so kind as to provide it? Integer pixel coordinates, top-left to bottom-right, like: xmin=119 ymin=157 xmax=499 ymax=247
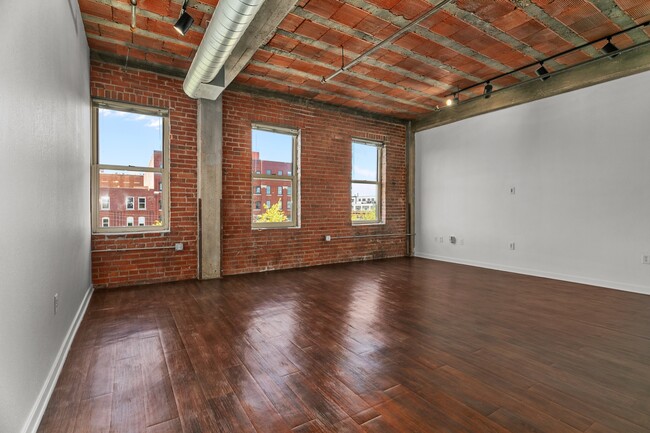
xmin=414 ymin=42 xmax=650 ymax=132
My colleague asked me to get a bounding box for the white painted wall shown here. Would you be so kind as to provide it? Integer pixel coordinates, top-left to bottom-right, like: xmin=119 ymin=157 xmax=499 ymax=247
xmin=0 ymin=1 xmax=91 ymax=432
xmin=415 ymin=70 xmax=650 ymax=295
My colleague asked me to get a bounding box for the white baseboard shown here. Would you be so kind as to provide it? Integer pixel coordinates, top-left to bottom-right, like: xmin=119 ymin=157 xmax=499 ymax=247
xmin=21 ymin=285 xmax=94 ymax=433
xmin=414 ymin=252 xmax=650 ymax=296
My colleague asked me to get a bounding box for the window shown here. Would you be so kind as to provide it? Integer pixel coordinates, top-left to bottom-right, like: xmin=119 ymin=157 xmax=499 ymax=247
xmin=255 ymin=186 xmax=261 ymax=194
xmin=351 ymin=139 xmax=383 ymax=224
xmin=251 ymin=124 xmax=299 ymax=228
xmin=92 ymin=100 xmax=169 ymax=233
xmin=102 ymin=217 xmax=110 ymax=227
xmin=255 ymin=201 xmax=261 ymax=210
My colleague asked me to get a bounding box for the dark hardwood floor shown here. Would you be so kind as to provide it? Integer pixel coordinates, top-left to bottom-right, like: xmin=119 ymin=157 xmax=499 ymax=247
xmin=38 ymin=258 xmax=650 ymax=433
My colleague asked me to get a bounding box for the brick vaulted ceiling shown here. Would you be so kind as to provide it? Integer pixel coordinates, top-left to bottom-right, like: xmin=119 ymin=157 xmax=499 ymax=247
xmin=79 ymin=0 xmax=650 ymax=119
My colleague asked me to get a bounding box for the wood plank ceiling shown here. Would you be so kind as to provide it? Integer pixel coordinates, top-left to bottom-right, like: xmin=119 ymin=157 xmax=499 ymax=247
xmin=79 ymin=0 xmax=650 ymax=119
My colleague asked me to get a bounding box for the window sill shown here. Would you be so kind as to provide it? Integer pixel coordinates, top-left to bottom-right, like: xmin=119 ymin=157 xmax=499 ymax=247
xmin=351 ymin=221 xmax=386 ymax=227
xmin=92 ymin=229 xmax=171 ymax=236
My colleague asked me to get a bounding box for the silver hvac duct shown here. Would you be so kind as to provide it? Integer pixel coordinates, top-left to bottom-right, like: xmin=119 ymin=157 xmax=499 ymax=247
xmin=183 ymin=0 xmax=265 ymax=99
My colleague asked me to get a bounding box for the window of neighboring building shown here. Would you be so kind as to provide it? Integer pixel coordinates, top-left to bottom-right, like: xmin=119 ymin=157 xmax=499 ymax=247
xmin=102 ymin=217 xmax=110 ymax=227
xmin=138 ymin=217 xmax=146 ymax=226
xmin=351 ymin=139 xmax=383 ymax=224
xmin=255 ymin=186 xmax=261 ymax=194
xmin=251 ymin=124 xmax=299 ymax=228
xmin=255 ymin=201 xmax=261 ymax=210
xmin=92 ymin=100 xmax=169 ymax=233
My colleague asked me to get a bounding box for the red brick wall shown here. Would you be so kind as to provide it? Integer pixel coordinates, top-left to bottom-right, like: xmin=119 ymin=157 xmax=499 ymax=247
xmin=90 ymin=61 xmax=197 ymax=288
xmin=221 ymin=89 xmax=407 ymax=275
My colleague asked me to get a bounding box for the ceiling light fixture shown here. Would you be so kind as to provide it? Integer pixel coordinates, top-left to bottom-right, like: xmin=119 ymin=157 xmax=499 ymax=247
xmin=445 ymin=93 xmax=459 ymax=106
xmin=535 ymin=63 xmax=550 ymax=81
xmin=441 ymin=20 xmax=649 ymax=108
xmin=174 ymin=0 xmax=194 ymax=36
xmin=483 ymin=82 xmax=493 ymax=99
xmin=602 ymin=37 xmax=620 ymax=58
xmin=130 ymin=0 xmax=137 ymax=29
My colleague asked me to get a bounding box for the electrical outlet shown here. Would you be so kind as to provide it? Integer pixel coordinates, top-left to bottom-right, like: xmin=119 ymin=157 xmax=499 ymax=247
xmin=509 ymin=242 xmax=516 ymax=250
xmin=54 ymin=293 xmax=59 ymax=315
xmin=175 ymin=243 xmax=184 ymax=251
xmin=450 ymin=236 xmax=457 ymax=245
xmin=325 ymin=235 xmax=331 ymax=242
xmin=510 ymin=186 xmax=516 ymax=195
xmin=643 ymin=255 xmax=650 ymax=264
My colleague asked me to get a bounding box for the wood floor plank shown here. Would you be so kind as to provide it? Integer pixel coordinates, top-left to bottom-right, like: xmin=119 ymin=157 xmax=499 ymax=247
xmin=110 ymin=354 xmax=147 ymax=433
xmin=164 ymin=349 xmax=220 ymax=433
xmin=223 ymin=363 xmax=294 ymax=433
xmin=37 ymin=258 xmax=650 ymax=433
xmin=139 ymin=336 xmax=178 ymax=427
xmin=73 ymin=394 xmax=112 ymax=433
xmin=146 ymin=418 xmax=183 ymax=433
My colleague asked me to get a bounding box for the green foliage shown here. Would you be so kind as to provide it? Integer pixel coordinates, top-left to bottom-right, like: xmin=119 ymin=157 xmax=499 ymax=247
xmin=351 ymin=207 xmax=377 ymax=222
xmin=257 ymin=201 xmax=288 ymax=223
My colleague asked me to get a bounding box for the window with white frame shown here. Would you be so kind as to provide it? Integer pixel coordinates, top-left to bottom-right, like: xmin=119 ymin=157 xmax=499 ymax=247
xmin=251 ymin=124 xmax=299 ymax=228
xmin=92 ymin=100 xmax=169 ymax=233
xmin=351 ymin=139 xmax=383 ymax=224
xmin=102 ymin=217 xmax=110 ymax=227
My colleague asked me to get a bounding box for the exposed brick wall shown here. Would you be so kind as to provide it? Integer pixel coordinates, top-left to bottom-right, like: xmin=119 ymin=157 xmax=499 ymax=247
xmin=221 ymin=89 xmax=407 ymax=275
xmin=90 ymin=61 xmax=197 ymax=288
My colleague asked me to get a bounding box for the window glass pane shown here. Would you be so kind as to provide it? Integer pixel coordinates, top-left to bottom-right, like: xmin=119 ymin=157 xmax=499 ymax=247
xmin=252 ymin=178 xmax=293 ymax=223
xmin=252 ymin=129 xmax=293 ymax=174
xmin=98 ymin=108 xmax=163 ymax=168
xmin=351 ymin=183 xmax=378 ymax=222
xmin=98 ymin=169 xmax=164 ymax=229
xmin=352 ymin=141 xmax=378 ymax=182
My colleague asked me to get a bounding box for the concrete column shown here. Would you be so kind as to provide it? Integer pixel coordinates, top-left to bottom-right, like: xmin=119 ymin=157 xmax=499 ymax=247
xmin=197 ymin=97 xmax=222 ymax=279
xmin=406 ymin=121 xmax=416 ymax=257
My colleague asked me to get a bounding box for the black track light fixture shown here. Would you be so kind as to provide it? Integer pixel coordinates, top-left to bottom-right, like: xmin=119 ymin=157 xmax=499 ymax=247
xmin=174 ymin=0 xmax=194 ymax=36
xmin=483 ymin=82 xmax=493 ymax=99
xmin=602 ymin=37 xmax=620 ymax=58
xmin=535 ymin=63 xmax=550 ymax=81
xmin=445 ymin=93 xmax=459 ymax=107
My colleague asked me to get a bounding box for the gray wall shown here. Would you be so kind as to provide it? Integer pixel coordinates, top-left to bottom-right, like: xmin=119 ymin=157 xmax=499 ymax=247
xmin=415 ymin=70 xmax=650 ymax=295
xmin=0 ymin=1 xmax=91 ymax=432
